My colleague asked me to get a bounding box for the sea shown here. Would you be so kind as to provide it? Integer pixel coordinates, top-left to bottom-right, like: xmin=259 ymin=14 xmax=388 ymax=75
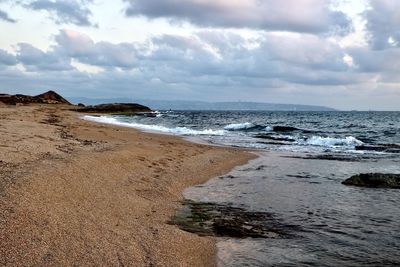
xmin=84 ymin=111 xmax=400 ymax=266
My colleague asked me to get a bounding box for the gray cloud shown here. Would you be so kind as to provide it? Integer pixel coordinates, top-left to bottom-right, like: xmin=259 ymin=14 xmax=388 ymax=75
xmin=365 ymin=0 xmax=400 ymax=50
xmin=17 ymin=43 xmax=73 ymax=71
xmin=124 ymin=0 xmax=351 ymax=34
xmin=0 ymin=9 xmax=16 ymax=23
xmin=27 ymin=0 xmax=96 ymax=27
xmin=0 ymin=49 xmax=17 ymax=65
xmin=1 ymin=28 xmax=399 ymax=110
xmin=54 ymin=29 xmax=137 ymax=68
xmin=349 ymin=47 xmax=400 ymax=73
xmin=9 ymin=29 xmax=357 ymax=86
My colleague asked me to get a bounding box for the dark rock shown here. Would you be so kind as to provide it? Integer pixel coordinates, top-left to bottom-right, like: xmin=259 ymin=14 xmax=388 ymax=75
xmin=342 ymin=173 xmax=400 ymax=188
xmin=282 ymin=154 xmax=367 ymax=162
xmin=0 ymin=90 xmax=71 ymax=105
xmin=76 ymin=103 xmax=152 ymax=114
xmin=257 ymin=141 xmax=291 ymax=146
xmin=355 ymin=144 xmax=400 ymax=153
xmin=273 ymin=126 xmax=300 ymax=132
xmin=169 ymin=200 xmax=298 ymax=239
xmin=77 ymin=103 xmax=85 ymax=107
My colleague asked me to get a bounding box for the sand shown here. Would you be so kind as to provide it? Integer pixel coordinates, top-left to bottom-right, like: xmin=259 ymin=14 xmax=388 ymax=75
xmin=0 ymin=105 xmax=255 ymax=266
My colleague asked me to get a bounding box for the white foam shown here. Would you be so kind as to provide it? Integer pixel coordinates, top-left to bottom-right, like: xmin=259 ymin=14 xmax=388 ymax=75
xmin=302 ymin=136 xmax=363 ymax=147
xmin=83 ymin=115 xmax=225 ymax=136
xmin=224 ymin=122 xmax=255 ymax=130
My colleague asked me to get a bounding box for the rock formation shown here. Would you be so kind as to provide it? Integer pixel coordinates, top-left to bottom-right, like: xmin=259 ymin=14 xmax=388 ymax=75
xmin=342 ymin=173 xmax=400 ymax=188
xmin=76 ymin=103 xmax=152 ymax=114
xmin=0 ymin=91 xmax=71 ymax=105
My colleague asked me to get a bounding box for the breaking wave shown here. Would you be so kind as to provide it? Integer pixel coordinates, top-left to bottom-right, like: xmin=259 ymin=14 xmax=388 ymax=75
xmin=301 ymin=136 xmax=363 ymax=147
xmin=224 ymin=122 xmax=270 ymax=131
xmin=224 ymin=122 xmax=255 ymax=131
xmin=83 ymin=115 xmax=225 ymax=136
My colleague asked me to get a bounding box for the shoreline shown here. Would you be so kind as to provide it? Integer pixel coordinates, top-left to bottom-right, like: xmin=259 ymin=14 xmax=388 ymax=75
xmin=0 ymin=104 xmax=255 ymax=266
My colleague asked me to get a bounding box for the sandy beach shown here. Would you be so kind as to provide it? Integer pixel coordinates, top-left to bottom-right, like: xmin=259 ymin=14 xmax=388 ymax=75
xmin=0 ymin=105 xmax=254 ymax=266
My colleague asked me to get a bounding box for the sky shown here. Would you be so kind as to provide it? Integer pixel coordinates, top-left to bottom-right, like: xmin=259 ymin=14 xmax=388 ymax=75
xmin=0 ymin=0 xmax=399 ymax=110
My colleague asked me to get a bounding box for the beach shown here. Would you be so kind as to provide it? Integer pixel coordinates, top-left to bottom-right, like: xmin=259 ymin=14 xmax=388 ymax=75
xmin=0 ymin=105 xmax=254 ymax=266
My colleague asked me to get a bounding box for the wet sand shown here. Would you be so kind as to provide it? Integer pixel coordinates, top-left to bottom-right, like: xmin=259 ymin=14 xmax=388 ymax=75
xmin=0 ymin=105 xmax=255 ymax=266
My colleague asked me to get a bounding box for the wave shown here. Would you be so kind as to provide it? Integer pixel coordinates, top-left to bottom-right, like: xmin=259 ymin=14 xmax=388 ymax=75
xmin=83 ymin=115 xmax=225 ymax=136
xmin=301 ymin=136 xmax=363 ymax=147
xmin=224 ymin=122 xmax=271 ymax=131
xmin=224 ymin=122 xmax=255 ymax=131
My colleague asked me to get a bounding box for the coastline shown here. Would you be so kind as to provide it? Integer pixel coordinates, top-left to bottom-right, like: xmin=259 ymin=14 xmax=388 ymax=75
xmin=0 ymin=105 xmax=256 ymax=266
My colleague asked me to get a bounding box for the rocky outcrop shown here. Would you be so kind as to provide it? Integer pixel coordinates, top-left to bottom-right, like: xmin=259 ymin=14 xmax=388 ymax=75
xmin=342 ymin=173 xmax=400 ymax=188
xmin=273 ymin=126 xmax=300 ymax=132
xmin=76 ymin=103 xmax=152 ymax=114
xmin=0 ymin=91 xmax=71 ymax=105
xmin=169 ymin=200 xmax=298 ymax=238
xmin=355 ymin=144 xmax=400 ymax=153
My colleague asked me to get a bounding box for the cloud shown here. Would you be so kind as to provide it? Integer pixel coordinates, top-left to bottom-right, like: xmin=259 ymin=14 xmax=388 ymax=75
xmin=9 ymin=29 xmax=355 ymax=85
xmin=365 ymin=0 xmax=400 ymax=50
xmin=54 ymin=29 xmax=137 ymax=68
xmin=146 ymin=31 xmax=351 ymax=85
xmin=27 ymin=0 xmax=96 ymax=27
xmin=259 ymin=33 xmax=348 ymax=71
xmin=0 ymin=9 xmax=16 ymax=23
xmin=0 ymin=49 xmax=17 ymax=66
xmin=16 ymin=43 xmax=73 ymax=71
xmin=350 ymin=46 xmax=400 ymax=74
xmin=1 ymin=28 xmax=399 ymax=110
xmin=124 ymin=0 xmax=351 ymax=34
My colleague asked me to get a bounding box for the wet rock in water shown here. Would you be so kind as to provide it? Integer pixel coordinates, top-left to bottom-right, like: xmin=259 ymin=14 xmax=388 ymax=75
xmin=282 ymin=154 xmax=367 ymax=162
xmin=169 ymin=200 xmax=297 ymax=238
xmin=355 ymin=144 xmax=400 ymax=153
xmin=342 ymin=173 xmax=400 ymax=188
xmin=272 ymin=126 xmax=300 ymax=132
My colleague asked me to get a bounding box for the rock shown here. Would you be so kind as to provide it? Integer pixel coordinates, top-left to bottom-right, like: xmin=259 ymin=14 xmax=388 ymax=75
xmin=355 ymin=144 xmax=400 ymax=153
xmin=76 ymin=103 xmax=152 ymax=114
xmin=77 ymin=103 xmax=85 ymax=107
xmin=273 ymin=126 xmax=300 ymax=132
xmin=169 ymin=200 xmax=298 ymax=239
xmin=0 ymin=90 xmax=71 ymax=105
xmin=34 ymin=90 xmax=71 ymax=104
xmin=282 ymin=154 xmax=366 ymax=162
xmin=342 ymin=173 xmax=400 ymax=188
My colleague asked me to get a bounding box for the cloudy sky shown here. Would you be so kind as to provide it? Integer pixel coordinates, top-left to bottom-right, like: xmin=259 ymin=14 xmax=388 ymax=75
xmin=0 ymin=0 xmax=399 ymax=110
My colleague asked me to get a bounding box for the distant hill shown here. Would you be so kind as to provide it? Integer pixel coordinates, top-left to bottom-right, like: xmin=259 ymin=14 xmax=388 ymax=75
xmin=68 ymin=97 xmax=336 ymax=111
xmin=0 ymin=91 xmax=71 ymax=105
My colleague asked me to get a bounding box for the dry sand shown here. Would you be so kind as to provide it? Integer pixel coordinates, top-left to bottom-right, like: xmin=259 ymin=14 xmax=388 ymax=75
xmin=0 ymin=105 xmax=255 ymax=266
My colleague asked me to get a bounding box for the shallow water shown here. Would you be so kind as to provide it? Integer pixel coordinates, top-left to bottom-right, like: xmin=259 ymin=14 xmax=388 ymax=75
xmin=184 ymin=152 xmax=400 ymax=266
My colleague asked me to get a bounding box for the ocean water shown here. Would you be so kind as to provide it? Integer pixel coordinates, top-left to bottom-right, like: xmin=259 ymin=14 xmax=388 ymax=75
xmin=84 ymin=111 xmax=400 ymax=266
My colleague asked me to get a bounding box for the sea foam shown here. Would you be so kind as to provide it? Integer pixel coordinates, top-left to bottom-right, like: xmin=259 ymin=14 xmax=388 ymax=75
xmin=224 ymin=122 xmax=255 ymax=131
xmin=302 ymin=136 xmax=363 ymax=147
xmin=83 ymin=115 xmax=225 ymax=136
